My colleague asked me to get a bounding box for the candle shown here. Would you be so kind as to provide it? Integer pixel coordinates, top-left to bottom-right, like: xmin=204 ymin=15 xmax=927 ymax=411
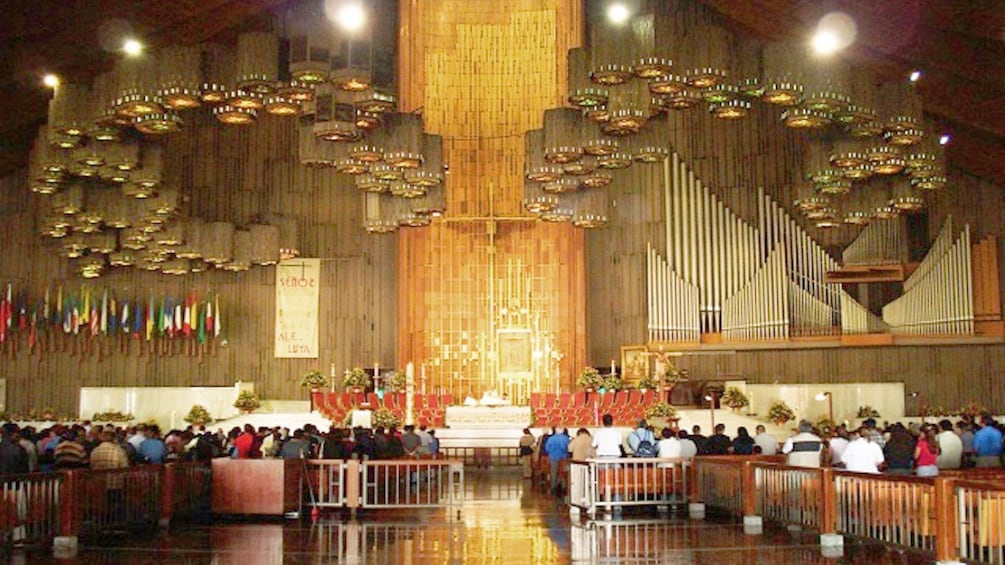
xmin=611 ymin=359 xmax=615 ymax=374
xmin=374 ymin=362 xmax=379 ymax=378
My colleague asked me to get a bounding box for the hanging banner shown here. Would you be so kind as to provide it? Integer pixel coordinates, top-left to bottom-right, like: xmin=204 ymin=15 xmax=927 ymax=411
xmin=275 ymin=258 xmax=321 ymax=358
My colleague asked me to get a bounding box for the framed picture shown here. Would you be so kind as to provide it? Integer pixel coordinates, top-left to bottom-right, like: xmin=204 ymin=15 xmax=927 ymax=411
xmin=620 ymin=345 xmax=649 ymax=387
xmin=497 ymin=329 xmax=532 ymax=375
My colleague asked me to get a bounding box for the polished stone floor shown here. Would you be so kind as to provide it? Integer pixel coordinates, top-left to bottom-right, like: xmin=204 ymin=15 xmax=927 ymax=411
xmin=18 ymin=468 xmax=932 ymax=564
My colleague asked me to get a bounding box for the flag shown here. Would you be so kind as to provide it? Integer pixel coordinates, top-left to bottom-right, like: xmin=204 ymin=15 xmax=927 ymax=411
xmin=133 ymin=300 xmax=143 ymax=339
xmin=43 ymin=287 xmax=51 ymax=325
xmin=81 ymin=287 xmax=90 ymax=327
xmin=173 ymin=301 xmax=182 ymax=335
xmin=54 ymin=286 xmax=63 ymax=328
xmin=17 ymin=291 xmax=27 ymax=331
xmin=108 ymin=295 xmax=118 ymax=335
xmin=205 ymin=298 xmax=214 ymax=337
xmin=120 ymin=301 xmax=129 ymax=334
xmin=89 ymin=291 xmax=100 ymax=336
xmin=197 ymin=299 xmax=206 ymax=344
xmin=0 ymin=284 xmax=9 ymax=343
xmin=146 ymin=296 xmax=155 ymax=341
xmin=99 ymin=289 xmax=108 ymax=335
xmin=214 ymin=293 xmax=221 ymax=338
xmin=182 ymin=293 xmax=192 ymax=337
xmin=160 ymin=297 xmax=170 ymax=337
xmin=28 ymin=306 xmax=37 ymax=349
xmin=63 ymin=293 xmax=72 ymax=334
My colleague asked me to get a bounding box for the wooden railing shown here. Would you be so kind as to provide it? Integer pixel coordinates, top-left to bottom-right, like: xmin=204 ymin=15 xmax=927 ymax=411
xmin=693 ymin=457 xmax=1005 ymax=565
xmin=1 ymin=462 xmax=210 ymax=554
xmin=568 ymin=457 xmax=691 ymax=517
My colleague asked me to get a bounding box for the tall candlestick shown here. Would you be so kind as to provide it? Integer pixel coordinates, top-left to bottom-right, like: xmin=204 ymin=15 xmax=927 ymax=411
xmin=611 ymin=359 xmax=615 ymax=374
xmin=374 ymin=362 xmax=379 ymax=379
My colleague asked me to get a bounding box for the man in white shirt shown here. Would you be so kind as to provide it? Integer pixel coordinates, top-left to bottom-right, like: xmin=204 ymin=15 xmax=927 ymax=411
xmin=656 ymin=428 xmax=681 ymax=458
xmin=591 ymin=414 xmax=624 ymax=457
xmin=781 ymin=420 xmax=823 ymax=468
xmin=936 ymin=419 xmax=963 ymax=470
xmin=828 ymin=427 xmax=850 ymax=467
xmin=841 ymin=427 xmax=885 ymax=474
xmin=677 ymin=430 xmax=698 ymax=459
xmin=753 ymin=425 xmax=778 ymax=455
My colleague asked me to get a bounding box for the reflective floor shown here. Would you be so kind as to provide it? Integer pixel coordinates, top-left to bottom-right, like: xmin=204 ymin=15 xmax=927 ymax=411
xmin=19 ymin=468 xmax=932 ymax=564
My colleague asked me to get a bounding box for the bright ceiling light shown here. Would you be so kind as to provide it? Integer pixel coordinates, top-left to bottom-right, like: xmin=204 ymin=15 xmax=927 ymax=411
xmin=42 ymin=74 xmax=60 ymax=88
xmin=811 ymin=12 xmax=857 ymax=56
xmin=327 ymin=1 xmax=366 ymax=33
xmin=909 ymin=70 xmax=922 ymax=82
xmin=939 ymin=133 xmax=951 ymax=145
xmin=606 ymin=2 xmax=631 ymax=24
xmin=122 ymin=38 xmax=144 ymax=57
xmin=811 ymin=29 xmax=841 ymax=55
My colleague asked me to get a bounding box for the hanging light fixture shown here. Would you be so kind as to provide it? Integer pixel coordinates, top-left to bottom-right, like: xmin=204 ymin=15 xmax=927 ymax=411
xmin=48 ymin=83 xmax=91 ymax=138
xmin=287 ymin=0 xmax=333 ymax=85
xmin=384 ymin=113 xmax=423 ymax=168
xmin=363 ymin=193 xmax=398 ymax=234
xmin=313 ymin=84 xmax=361 ymax=141
xmin=158 ymin=45 xmax=203 ymax=110
xmin=682 ymin=23 xmax=730 ymax=88
xmin=761 ymin=40 xmax=804 ymax=106
xmin=544 ymin=108 xmax=584 ymax=163
xmin=525 ymin=129 xmax=562 ymax=182
xmin=567 ymin=47 xmax=608 ymax=109
xmin=235 ymin=32 xmax=280 ymax=95
xmin=200 ymin=44 xmax=236 ymax=103
xmin=404 ymin=134 xmax=443 ymax=187
xmin=113 ymin=53 xmax=163 ymax=118
xmin=571 ymin=189 xmax=609 ymax=228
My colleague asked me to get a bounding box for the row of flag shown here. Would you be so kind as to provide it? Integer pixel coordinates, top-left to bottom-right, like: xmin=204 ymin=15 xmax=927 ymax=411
xmin=0 ymin=284 xmax=223 ymax=350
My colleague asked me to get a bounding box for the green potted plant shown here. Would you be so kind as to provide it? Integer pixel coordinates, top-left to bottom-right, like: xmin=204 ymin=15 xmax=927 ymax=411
xmin=601 ymin=373 xmax=623 ymax=392
xmin=233 ymin=391 xmax=261 ymax=413
xmin=300 ymin=369 xmax=328 ymax=390
xmin=343 ymin=367 xmax=372 ymax=392
xmin=372 ymin=407 xmax=402 ymax=429
xmin=577 ymin=367 xmax=603 ymax=391
xmin=92 ymin=410 xmax=135 ymax=423
xmin=721 ymin=387 xmax=750 ymax=412
xmin=767 ymin=400 xmax=796 ymax=426
xmin=183 ymin=404 xmax=213 ymax=426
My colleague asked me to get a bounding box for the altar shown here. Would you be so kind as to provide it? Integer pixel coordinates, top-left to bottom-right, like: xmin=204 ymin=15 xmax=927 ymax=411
xmin=445 ymin=405 xmax=532 ymax=428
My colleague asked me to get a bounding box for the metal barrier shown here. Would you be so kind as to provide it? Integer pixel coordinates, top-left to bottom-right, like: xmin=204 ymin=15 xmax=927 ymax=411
xmin=834 ymin=472 xmax=935 ymax=553
xmin=754 ymin=463 xmax=824 ymax=529
xmin=567 ymin=457 xmax=690 ymax=517
xmin=305 ymin=459 xmax=347 ymax=508
xmin=360 ymin=460 xmax=464 ymax=509
xmin=1 ymin=472 xmax=63 ymax=551
xmin=956 ymin=479 xmax=1005 ymax=565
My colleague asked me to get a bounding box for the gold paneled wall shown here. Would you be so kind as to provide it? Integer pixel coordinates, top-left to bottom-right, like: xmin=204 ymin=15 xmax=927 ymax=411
xmin=397 ymin=0 xmax=586 ymax=395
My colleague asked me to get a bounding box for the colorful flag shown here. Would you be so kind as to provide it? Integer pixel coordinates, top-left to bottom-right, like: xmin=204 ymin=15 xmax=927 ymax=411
xmin=132 ymin=300 xmax=143 ymax=338
xmin=205 ymin=298 xmax=214 ymax=337
xmin=173 ymin=301 xmax=182 ymax=335
xmin=108 ymin=295 xmax=118 ymax=335
xmin=146 ymin=296 xmax=155 ymax=341
xmin=214 ymin=293 xmax=221 ymax=338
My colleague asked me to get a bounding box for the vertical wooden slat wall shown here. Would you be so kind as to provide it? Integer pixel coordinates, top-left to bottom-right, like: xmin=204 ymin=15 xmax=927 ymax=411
xmin=396 ymin=0 xmax=587 ymax=392
xmin=0 ymin=111 xmax=398 ymax=414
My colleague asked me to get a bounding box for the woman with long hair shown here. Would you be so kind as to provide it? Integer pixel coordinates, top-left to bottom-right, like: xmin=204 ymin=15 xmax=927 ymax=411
xmin=915 ymin=424 xmax=941 ymax=477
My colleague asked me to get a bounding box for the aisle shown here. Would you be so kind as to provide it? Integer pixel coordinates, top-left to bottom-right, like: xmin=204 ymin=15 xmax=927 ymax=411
xmin=20 ymin=469 xmax=931 ymax=564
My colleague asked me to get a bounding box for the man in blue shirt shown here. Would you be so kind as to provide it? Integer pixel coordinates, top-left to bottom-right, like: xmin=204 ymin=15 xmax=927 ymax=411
xmin=973 ymin=415 xmax=1003 ymax=468
xmin=138 ymin=425 xmax=167 ymax=464
xmin=543 ymin=428 xmax=570 ymax=495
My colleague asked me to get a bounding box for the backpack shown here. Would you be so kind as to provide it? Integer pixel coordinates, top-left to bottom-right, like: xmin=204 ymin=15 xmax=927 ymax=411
xmin=633 ymin=430 xmax=658 ymax=457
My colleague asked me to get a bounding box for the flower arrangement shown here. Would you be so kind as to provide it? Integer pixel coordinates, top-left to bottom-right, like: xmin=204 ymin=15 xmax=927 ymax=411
xmin=637 ymin=372 xmax=659 ymax=391
xmin=383 ymin=370 xmax=407 ymax=393
xmin=856 ymin=405 xmax=880 ymax=419
xmin=373 ymin=407 xmax=402 ymax=429
xmin=654 ymin=351 xmax=687 ymax=385
xmin=183 ymin=404 xmax=213 ymax=425
xmin=767 ymin=400 xmax=796 ymax=426
xmin=233 ymin=391 xmax=261 ymax=412
xmin=601 ymin=373 xmax=623 ymax=392
xmin=815 ymin=416 xmax=836 ymax=435
xmin=959 ymin=401 xmax=990 ymax=420
xmin=644 ymin=401 xmax=678 ymax=420
xmin=92 ymin=410 xmax=135 ymax=422
xmin=301 ymin=369 xmax=328 ymax=389
xmin=721 ymin=387 xmax=750 ymax=411
xmin=577 ymin=367 xmax=603 ymax=390
xmin=343 ymin=367 xmax=372 ymax=390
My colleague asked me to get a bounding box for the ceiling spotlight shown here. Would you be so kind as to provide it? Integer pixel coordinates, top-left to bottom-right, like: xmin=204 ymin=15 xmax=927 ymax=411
xmin=811 ymin=12 xmax=857 ymax=56
xmin=909 ymin=70 xmax=922 ymax=83
xmin=42 ymin=74 xmax=60 ymax=88
xmin=606 ymin=2 xmax=632 ymax=24
xmin=327 ymin=0 xmax=366 ymax=33
xmin=122 ymin=38 xmax=144 ymax=56
xmin=939 ymin=133 xmax=951 ymax=145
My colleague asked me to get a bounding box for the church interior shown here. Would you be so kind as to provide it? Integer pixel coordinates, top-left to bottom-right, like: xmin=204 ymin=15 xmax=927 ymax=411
xmin=0 ymin=0 xmax=1003 ymax=562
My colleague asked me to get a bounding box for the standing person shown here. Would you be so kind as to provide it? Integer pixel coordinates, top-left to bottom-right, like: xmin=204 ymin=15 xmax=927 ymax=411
xmin=401 ymin=425 xmax=422 ymax=458
xmin=591 ymin=414 xmax=623 ymax=458
xmin=914 ymin=424 xmax=941 ymax=477
xmin=936 ymin=419 xmax=963 ymax=470
xmin=707 ymin=424 xmax=731 ymax=455
xmin=0 ymin=424 xmax=28 ymax=474
xmin=841 ymin=427 xmax=885 ymax=474
xmin=90 ymin=429 xmax=129 ymax=470
xmin=828 ymin=427 xmax=851 ymax=468
xmin=543 ymin=428 xmax=570 ymax=495
xmin=973 ymin=415 xmax=1004 ymax=468
xmin=781 ymin=420 xmax=824 ymax=468
xmin=519 ymin=428 xmax=536 ymax=478
xmin=883 ymin=423 xmax=917 ymax=475
xmin=957 ymin=421 xmax=976 ymax=468
xmin=280 ymin=429 xmax=311 ymax=460
xmin=233 ymin=425 xmax=256 ymax=459
xmin=568 ymin=428 xmax=595 ymax=461
xmin=138 ymin=425 xmax=166 ymax=464
xmin=753 ymin=425 xmax=779 ymax=456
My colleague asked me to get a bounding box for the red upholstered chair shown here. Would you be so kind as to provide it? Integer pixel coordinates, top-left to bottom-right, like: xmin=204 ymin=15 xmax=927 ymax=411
xmin=384 ymin=394 xmax=398 ymax=410
xmin=598 ymin=393 xmax=615 ymax=412
xmin=530 ymin=392 xmax=543 ymax=408
xmin=414 ymin=394 xmax=426 ymax=409
xmin=428 ymin=395 xmax=439 ymax=409
xmin=544 ymin=394 xmax=557 ymax=409
xmin=626 ymin=389 xmax=640 ymax=406
xmin=640 ymin=389 xmax=655 ymax=405
xmin=366 ymin=392 xmax=380 ymax=406
xmin=573 ymin=391 xmax=586 ymax=407
xmin=442 ymin=394 xmax=453 ymax=405
xmin=557 ymin=392 xmax=572 ymax=409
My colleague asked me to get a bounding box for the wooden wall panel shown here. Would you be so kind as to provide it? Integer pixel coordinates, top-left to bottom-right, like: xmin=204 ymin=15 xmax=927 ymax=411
xmin=396 ymin=0 xmax=586 ymax=396
xmin=0 ymin=111 xmax=397 ymax=415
